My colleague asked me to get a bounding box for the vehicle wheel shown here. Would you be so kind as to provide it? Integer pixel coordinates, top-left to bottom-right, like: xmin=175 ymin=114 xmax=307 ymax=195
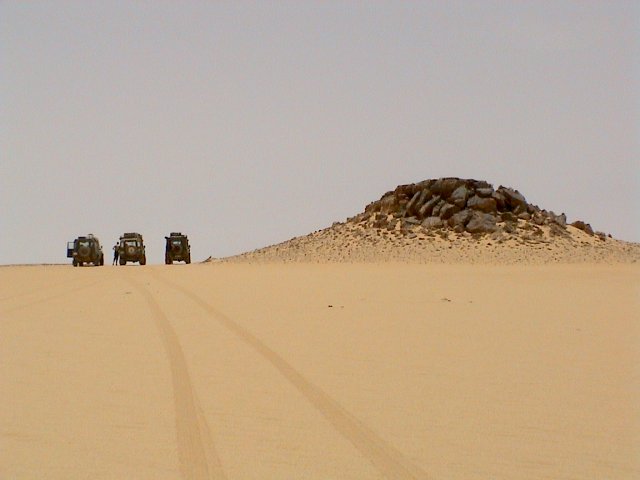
xmin=186 ymin=255 xmax=191 ymax=264
xmin=119 ymin=258 xmax=126 ymax=266
xmin=72 ymin=258 xmax=78 ymax=267
xmin=78 ymin=261 xmax=83 ymax=267
xmin=100 ymin=255 xmax=104 ymax=266
xmin=140 ymin=256 xmax=146 ymax=266
xmin=165 ymin=255 xmax=172 ymax=265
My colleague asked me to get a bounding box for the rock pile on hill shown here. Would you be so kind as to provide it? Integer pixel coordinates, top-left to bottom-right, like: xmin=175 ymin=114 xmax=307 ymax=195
xmin=214 ymin=177 xmax=640 ymax=264
xmin=352 ymin=177 xmax=598 ymax=238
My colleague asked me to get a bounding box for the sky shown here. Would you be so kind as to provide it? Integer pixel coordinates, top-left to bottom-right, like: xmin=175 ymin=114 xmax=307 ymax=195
xmin=2 ymin=1 xmax=638 ymax=265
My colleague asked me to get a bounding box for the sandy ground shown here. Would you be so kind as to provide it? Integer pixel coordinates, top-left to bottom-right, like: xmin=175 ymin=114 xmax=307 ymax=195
xmin=1 ymin=261 xmax=638 ymax=479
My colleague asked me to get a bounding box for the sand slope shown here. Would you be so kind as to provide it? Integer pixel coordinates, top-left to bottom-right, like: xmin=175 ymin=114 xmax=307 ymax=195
xmin=1 ymin=263 xmax=639 ymax=479
xmin=217 ymin=223 xmax=640 ymax=264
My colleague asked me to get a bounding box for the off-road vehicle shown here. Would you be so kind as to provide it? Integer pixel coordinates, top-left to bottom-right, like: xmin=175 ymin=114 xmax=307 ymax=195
xmin=165 ymin=232 xmax=191 ymax=264
xmin=67 ymin=234 xmax=104 ymax=267
xmin=118 ymin=232 xmax=146 ymax=265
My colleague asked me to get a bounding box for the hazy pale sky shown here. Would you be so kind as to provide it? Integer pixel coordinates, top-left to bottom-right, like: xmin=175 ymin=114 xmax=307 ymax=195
xmin=2 ymin=1 xmax=638 ymax=264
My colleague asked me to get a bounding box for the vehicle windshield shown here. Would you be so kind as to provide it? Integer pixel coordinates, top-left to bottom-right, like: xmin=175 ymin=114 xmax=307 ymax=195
xmin=124 ymin=240 xmax=138 ymax=247
xmin=78 ymin=240 xmax=90 ymax=247
xmin=171 ymin=239 xmax=182 ymax=246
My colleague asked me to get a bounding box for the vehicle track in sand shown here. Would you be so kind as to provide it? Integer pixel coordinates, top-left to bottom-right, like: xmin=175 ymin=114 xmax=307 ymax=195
xmin=149 ymin=269 xmax=430 ymax=480
xmin=125 ymin=274 xmax=226 ymax=480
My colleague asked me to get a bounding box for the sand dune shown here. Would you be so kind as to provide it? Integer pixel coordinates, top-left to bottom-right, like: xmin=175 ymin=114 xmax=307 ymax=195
xmin=2 ymin=261 xmax=638 ymax=479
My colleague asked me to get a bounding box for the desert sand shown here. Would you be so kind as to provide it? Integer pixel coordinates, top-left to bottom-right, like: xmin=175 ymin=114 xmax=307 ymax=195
xmin=1 ymin=253 xmax=638 ymax=479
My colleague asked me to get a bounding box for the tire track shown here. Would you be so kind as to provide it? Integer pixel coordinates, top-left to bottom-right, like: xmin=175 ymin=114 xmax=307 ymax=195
xmin=126 ymin=275 xmax=226 ymax=480
xmin=151 ymin=270 xmax=429 ymax=480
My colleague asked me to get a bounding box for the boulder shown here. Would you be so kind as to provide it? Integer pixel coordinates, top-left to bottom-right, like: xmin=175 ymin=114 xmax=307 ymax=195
xmin=394 ymin=184 xmax=415 ymax=197
xmin=532 ymin=213 xmax=546 ymax=225
xmin=418 ymin=195 xmax=440 ymax=218
xmin=449 ymin=185 xmax=469 ymax=208
xmin=422 ymin=216 xmax=444 ymax=229
xmin=514 ymin=203 xmax=528 ymax=215
xmin=552 ymin=212 xmax=567 ymax=227
xmin=467 ymin=195 xmax=497 ymax=213
xmin=476 ymin=187 xmax=494 ymax=198
xmin=492 ymin=191 xmax=506 ymax=210
xmin=466 ymin=212 xmax=497 ymax=234
xmin=448 ymin=209 xmax=472 ymax=228
xmin=501 ymin=211 xmax=518 ymax=223
xmin=379 ymin=194 xmax=397 ymax=213
xmin=403 ymin=216 xmax=421 ymax=225
xmin=432 ymin=199 xmax=446 ymax=217
xmin=415 ymin=179 xmax=434 ymax=190
xmin=431 ymin=178 xmax=463 ymax=198
xmin=471 ymin=180 xmax=492 ymax=190
xmin=439 ymin=203 xmax=460 ymax=220
xmin=364 ymin=201 xmax=380 ymax=214
xmin=517 ymin=212 xmax=531 ymax=221
xmin=405 ymin=190 xmax=422 ymax=215
xmin=571 ymin=220 xmax=594 ymax=235
xmin=415 ymin=189 xmax=431 ymax=210
xmin=498 ymin=187 xmax=527 ymax=210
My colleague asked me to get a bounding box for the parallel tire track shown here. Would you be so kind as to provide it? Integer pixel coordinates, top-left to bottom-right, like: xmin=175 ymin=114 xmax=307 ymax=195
xmin=126 ymin=275 xmax=226 ymax=480
xmin=151 ymin=270 xmax=429 ymax=480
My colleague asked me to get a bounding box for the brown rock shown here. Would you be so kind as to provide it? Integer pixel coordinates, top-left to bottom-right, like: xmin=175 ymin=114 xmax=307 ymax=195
xmin=431 ymin=199 xmax=446 ymax=217
xmin=498 ymin=187 xmax=527 ymax=210
xmin=532 ymin=213 xmax=545 ymax=225
xmin=476 ymin=187 xmax=494 ymax=198
xmin=466 ymin=212 xmax=497 ymax=234
xmin=492 ymin=191 xmax=506 ymax=210
xmin=449 ymin=185 xmax=469 ymax=208
xmin=571 ymin=220 xmax=594 ymax=235
xmin=379 ymin=194 xmax=397 ymax=213
xmin=448 ymin=209 xmax=473 ymax=228
xmin=405 ymin=190 xmax=422 ymax=215
xmin=422 ymin=217 xmax=444 ymax=229
xmin=415 ymin=189 xmax=431 ymax=210
xmin=552 ymin=212 xmax=567 ymax=227
xmin=418 ymin=195 xmax=440 ymax=218
xmin=439 ymin=203 xmax=460 ymax=220
xmin=501 ymin=211 xmax=518 ymax=223
xmin=467 ymin=195 xmax=497 ymax=213
xmin=431 ymin=178 xmax=463 ymax=198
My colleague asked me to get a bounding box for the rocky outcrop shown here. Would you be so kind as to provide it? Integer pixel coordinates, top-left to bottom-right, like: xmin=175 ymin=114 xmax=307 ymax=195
xmin=571 ymin=220 xmax=594 ymax=236
xmin=358 ymin=177 xmax=599 ymax=237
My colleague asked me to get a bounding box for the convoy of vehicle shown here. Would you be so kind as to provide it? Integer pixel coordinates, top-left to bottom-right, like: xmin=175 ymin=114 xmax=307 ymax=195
xmin=66 ymin=232 xmax=191 ymax=266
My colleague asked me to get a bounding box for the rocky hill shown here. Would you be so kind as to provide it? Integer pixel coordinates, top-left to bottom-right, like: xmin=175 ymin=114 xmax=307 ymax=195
xmin=214 ymin=178 xmax=639 ymax=264
xmin=355 ymin=177 xmax=598 ymax=238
